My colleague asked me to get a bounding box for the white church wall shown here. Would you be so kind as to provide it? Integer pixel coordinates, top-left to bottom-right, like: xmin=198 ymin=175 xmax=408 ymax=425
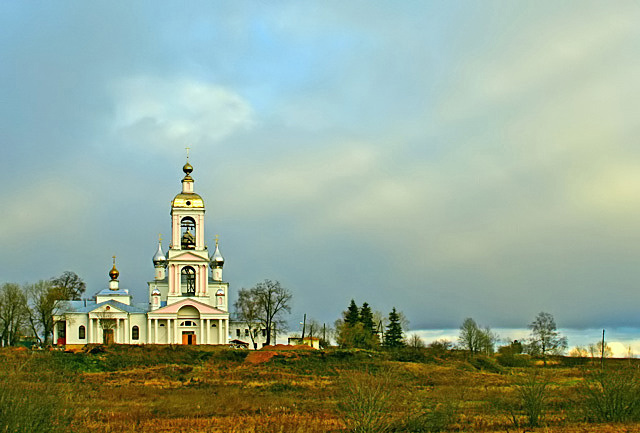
xmin=130 ymin=314 xmax=147 ymax=344
xmin=158 ymin=322 xmax=168 ymax=343
xmin=64 ymin=314 xmax=88 ymax=345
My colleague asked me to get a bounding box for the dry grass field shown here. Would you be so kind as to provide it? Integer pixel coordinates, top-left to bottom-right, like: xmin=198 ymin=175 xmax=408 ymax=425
xmin=2 ymin=345 xmax=640 ymax=432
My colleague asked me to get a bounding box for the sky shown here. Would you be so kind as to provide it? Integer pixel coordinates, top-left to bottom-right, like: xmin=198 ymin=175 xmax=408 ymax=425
xmin=2 ymin=2 xmax=640 ymax=351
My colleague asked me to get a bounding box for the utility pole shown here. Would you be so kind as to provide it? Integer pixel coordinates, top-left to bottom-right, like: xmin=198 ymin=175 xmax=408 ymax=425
xmin=301 ymin=314 xmax=306 ymax=340
xmin=601 ymin=329 xmax=605 ymax=369
xmin=377 ymin=319 xmax=384 ymax=343
xmin=323 ymin=323 xmax=326 ymax=348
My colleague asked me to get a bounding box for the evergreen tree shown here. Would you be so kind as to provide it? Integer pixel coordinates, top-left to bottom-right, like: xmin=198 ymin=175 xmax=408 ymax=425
xmin=384 ymin=307 xmax=405 ymax=348
xmin=359 ymin=302 xmax=375 ymax=335
xmin=344 ymin=299 xmax=360 ymax=326
xmin=336 ymin=300 xmax=380 ymax=349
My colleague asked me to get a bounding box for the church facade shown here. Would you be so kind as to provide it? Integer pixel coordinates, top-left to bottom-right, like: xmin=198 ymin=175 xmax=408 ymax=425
xmin=54 ymin=161 xmax=231 ymax=346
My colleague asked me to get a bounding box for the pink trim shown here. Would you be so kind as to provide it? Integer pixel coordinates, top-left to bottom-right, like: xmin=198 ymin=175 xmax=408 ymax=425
xmin=150 ymin=298 xmax=226 ymax=315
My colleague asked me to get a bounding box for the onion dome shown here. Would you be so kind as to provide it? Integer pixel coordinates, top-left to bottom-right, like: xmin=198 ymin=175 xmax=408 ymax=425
xmin=210 ymin=240 xmax=224 ymax=268
xmin=109 ymin=256 xmax=119 ymax=280
xmin=183 ymin=162 xmax=193 ymax=179
xmin=152 ymin=240 xmax=167 ymax=266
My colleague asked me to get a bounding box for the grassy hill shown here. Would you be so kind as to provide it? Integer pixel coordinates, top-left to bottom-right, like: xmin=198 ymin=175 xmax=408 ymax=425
xmin=1 ymin=345 xmax=640 ymax=432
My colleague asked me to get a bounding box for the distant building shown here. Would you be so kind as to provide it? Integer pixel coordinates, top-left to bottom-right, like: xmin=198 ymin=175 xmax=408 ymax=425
xmin=288 ymin=336 xmax=321 ymax=349
xmin=228 ymin=320 xmax=269 ymax=349
xmin=54 ymin=160 xmax=231 ymax=346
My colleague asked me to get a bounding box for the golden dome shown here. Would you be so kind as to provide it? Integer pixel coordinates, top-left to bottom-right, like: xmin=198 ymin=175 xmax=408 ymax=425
xmin=182 ymin=161 xmax=193 ymax=177
xmin=109 ymin=257 xmax=119 ymax=280
xmin=172 ymin=192 xmax=205 ymax=208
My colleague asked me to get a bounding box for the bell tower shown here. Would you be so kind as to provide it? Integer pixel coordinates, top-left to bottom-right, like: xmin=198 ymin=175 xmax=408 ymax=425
xmin=164 ymin=159 xmax=212 ymax=305
xmin=147 ymin=155 xmax=229 ymax=313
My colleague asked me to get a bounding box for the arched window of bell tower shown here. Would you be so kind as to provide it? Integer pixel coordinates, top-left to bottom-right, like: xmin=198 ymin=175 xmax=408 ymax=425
xmin=181 ymin=266 xmax=196 ymax=296
xmin=180 ymin=217 xmax=196 ymax=250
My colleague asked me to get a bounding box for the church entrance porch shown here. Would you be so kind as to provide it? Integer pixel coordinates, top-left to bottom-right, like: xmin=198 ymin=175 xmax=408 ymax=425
xmin=103 ymin=329 xmax=115 ymax=345
xmin=182 ymin=331 xmax=196 ymax=345
xmin=56 ymin=321 xmax=66 ymax=346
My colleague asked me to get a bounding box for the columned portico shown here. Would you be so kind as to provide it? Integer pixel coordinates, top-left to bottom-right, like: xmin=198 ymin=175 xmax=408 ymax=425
xmin=173 ymin=319 xmax=178 ymax=344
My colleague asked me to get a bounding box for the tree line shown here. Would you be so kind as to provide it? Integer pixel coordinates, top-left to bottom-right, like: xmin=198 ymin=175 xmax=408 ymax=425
xmin=0 ymin=271 xmax=85 ymax=346
xmin=455 ymin=312 xmax=569 ymax=364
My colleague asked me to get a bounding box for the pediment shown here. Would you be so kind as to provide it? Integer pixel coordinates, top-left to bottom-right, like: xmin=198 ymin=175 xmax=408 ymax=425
xmin=90 ymin=304 xmax=127 ymax=315
xmin=170 ymin=251 xmax=209 ymax=262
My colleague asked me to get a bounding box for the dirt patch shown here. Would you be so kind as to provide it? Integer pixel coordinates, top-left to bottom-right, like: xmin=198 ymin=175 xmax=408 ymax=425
xmin=261 ymin=344 xmax=316 ymax=351
xmin=245 ymin=351 xmax=278 ymax=364
xmin=244 ymin=345 xmax=315 ymax=364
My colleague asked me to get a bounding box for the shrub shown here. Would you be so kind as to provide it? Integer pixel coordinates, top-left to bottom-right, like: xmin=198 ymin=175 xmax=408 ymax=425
xmin=396 ymin=400 xmax=458 ymax=432
xmin=337 ymin=370 xmax=400 ymax=433
xmin=490 ymin=371 xmax=549 ymax=428
xmin=578 ymin=367 xmax=640 ymax=422
xmin=468 ymin=355 xmax=503 ymax=374
xmin=496 ymin=353 xmax=531 ymax=368
xmin=516 ymin=372 xmax=549 ymax=427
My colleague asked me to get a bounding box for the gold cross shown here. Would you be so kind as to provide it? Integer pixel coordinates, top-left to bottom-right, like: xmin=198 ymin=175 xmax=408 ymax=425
xmin=215 ymin=234 xmax=219 ymax=246
xmin=112 ymin=255 xmax=116 ymax=265
xmin=158 ymin=233 xmax=162 ymax=242
xmin=185 ymin=146 xmax=190 ymax=160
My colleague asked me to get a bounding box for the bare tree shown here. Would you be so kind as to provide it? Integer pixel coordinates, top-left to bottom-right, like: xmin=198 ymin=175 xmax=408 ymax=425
xmin=50 ymin=271 xmax=86 ymax=300
xmin=588 ymin=341 xmax=613 ymax=359
xmin=527 ymin=312 xmax=568 ymax=365
xmin=306 ymin=318 xmax=322 ymax=341
xmin=569 ymin=346 xmax=589 ymax=357
xmin=458 ymin=317 xmax=496 ymax=355
xmin=239 ymin=280 xmax=292 ymax=346
xmin=234 ymin=288 xmax=262 ymax=349
xmin=408 ymin=333 xmax=426 ymax=349
xmin=0 ymin=283 xmax=29 ymax=346
xmin=26 ymin=280 xmax=67 ymax=345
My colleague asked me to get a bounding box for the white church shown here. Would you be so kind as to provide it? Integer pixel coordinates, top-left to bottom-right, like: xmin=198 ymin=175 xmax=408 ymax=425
xmin=54 ymin=160 xmax=257 ymax=347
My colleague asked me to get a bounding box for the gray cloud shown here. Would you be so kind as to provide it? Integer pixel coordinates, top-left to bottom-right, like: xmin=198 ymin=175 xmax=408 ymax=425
xmin=2 ymin=2 xmax=640 ymax=333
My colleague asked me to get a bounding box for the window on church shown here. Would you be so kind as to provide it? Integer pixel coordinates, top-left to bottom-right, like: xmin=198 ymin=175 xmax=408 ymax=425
xmin=262 ymin=329 xmax=266 ymax=337
xmin=236 ymin=329 xmax=240 ymax=337
xmin=180 ymin=217 xmax=196 ymax=250
xmin=245 ymin=329 xmax=249 ymax=336
xmin=181 ymin=266 xmax=196 ymax=296
xmin=78 ymin=325 xmax=85 ymax=339
xmin=180 ymin=321 xmax=197 ymax=327
xmin=132 ymin=326 xmax=139 ymax=340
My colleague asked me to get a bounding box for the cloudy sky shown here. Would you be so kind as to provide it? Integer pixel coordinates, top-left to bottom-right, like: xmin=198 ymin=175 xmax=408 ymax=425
xmin=2 ymin=2 xmax=640 ymax=347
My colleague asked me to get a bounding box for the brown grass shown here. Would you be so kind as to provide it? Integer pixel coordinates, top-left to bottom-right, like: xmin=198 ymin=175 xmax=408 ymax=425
xmin=2 ymin=346 xmax=640 ymax=432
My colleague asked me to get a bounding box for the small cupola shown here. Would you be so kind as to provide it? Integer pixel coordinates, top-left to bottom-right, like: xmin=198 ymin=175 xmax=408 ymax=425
xmin=96 ymin=256 xmax=132 ymax=305
xmin=109 ymin=256 xmax=119 ymax=290
xmin=152 ymin=237 xmax=167 ymax=267
xmin=210 ymin=238 xmax=225 ymax=268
